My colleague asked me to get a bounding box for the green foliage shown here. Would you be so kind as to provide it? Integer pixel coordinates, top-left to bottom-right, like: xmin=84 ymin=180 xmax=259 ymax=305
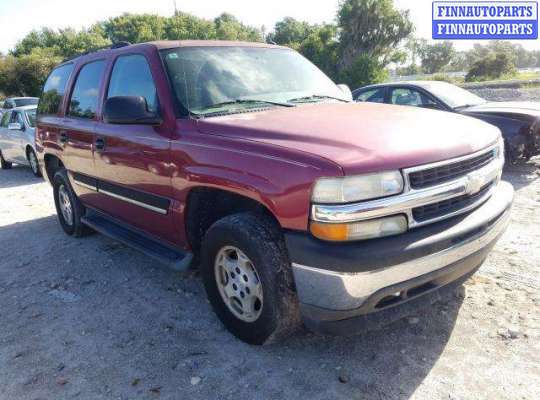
xmin=465 ymin=51 xmax=517 ymax=82
xmin=337 ymin=0 xmax=413 ymax=70
xmin=101 ymin=14 xmax=167 ymax=43
xmin=418 ymin=41 xmax=455 ymax=74
xmin=165 ymin=12 xmax=216 ymax=40
xmin=338 ymin=55 xmax=389 ymax=88
xmin=297 ymin=24 xmax=340 ymax=79
xmin=268 ymin=17 xmax=316 ymax=48
xmin=214 ymin=13 xmax=262 ymax=41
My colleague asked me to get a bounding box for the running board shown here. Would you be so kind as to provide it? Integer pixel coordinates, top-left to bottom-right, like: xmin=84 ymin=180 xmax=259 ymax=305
xmin=81 ymin=210 xmax=193 ymax=272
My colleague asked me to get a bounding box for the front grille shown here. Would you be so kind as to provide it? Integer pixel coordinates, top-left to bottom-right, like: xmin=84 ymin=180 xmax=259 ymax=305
xmin=412 ymin=182 xmax=493 ymax=222
xmin=409 ymin=150 xmax=495 ymax=189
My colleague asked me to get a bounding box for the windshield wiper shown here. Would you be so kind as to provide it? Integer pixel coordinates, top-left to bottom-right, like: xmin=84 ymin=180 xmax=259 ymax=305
xmin=288 ymin=94 xmax=349 ymax=103
xmin=205 ymin=99 xmax=295 ymax=110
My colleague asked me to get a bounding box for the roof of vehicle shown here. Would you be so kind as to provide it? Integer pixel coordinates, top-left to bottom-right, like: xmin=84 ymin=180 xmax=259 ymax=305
xmin=4 ymin=96 xmax=39 ymax=101
xmin=353 ymin=80 xmax=453 ymax=93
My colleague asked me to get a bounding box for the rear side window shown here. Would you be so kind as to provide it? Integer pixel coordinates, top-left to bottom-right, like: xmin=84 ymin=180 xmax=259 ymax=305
xmin=107 ymin=54 xmax=157 ymax=113
xmin=38 ymin=64 xmax=74 ymax=116
xmin=68 ymin=60 xmax=106 ymax=119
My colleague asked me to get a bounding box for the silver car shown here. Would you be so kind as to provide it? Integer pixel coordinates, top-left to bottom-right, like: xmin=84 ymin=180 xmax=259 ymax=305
xmin=0 ymin=105 xmax=41 ymax=177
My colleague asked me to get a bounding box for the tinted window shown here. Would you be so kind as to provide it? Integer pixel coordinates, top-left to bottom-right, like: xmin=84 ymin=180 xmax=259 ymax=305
xmin=107 ymin=55 xmax=157 ymax=113
xmin=38 ymin=64 xmax=74 ymax=115
xmin=390 ymin=88 xmax=438 ymax=108
xmin=69 ymin=60 xmax=106 ymax=119
xmin=356 ymin=88 xmax=386 ymax=103
xmin=0 ymin=112 xmax=10 ymax=127
xmin=14 ymin=98 xmax=39 ymax=107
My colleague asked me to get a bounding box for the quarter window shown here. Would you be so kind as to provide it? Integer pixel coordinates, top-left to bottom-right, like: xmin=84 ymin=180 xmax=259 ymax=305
xmin=390 ymin=88 xmax=438 ymax=108
xmin=107 ymin=54 xmax=157 ymax=113
xmin=68 ymin=60 xmax=106 ymax=119
xmin=38 ymin=63 xmax=74 ymax=116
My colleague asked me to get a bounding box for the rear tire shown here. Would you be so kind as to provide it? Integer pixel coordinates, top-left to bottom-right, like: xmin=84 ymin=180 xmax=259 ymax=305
xmin=0 ymin=150 xmax=12 ymax=169
xmin=53 ymin=169 xmax=92 ymax=237
xmin=200 ymin=212 xmax=300 ymax=345
xmin=27 ymin=148 xmax=42 ymax=177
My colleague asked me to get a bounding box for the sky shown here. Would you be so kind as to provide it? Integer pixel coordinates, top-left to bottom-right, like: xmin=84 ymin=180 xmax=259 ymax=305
xmin=1 ymin=0 xmax=539 ymax=54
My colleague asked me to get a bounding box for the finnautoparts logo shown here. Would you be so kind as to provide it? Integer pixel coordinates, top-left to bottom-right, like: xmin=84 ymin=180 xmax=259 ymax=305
xmin=433 ymin=1 xmax=538 ymax=39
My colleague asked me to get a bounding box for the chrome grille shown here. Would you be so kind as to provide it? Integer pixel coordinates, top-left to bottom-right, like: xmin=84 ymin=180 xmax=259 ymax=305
xmin=409 ymin=150 xmax=495 ymax=189
xmin=412 ymin=182 xmax=494 ymax=222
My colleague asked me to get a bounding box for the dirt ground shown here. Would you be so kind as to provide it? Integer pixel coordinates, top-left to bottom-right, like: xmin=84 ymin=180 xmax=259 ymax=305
xmin=1 ymin=102 xmax=539 ymax=399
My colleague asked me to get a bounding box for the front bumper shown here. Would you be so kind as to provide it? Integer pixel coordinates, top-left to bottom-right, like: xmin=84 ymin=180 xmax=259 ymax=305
xmin=285 ymin=181 xmax=514 ymax=335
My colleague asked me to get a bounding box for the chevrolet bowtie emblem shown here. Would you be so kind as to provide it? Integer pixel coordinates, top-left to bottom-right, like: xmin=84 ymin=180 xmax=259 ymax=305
xmin=465 ymin=172 xmax=485 ymax=195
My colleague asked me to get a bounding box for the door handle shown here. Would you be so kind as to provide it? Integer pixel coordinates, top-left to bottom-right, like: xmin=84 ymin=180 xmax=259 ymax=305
xmin=95 ymin=137 xmax=106 ymax=151
xmin=59 ymin=131 xmax=68 ymax=144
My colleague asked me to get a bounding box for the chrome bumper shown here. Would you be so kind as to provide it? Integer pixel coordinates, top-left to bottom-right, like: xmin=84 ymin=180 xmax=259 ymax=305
xmin=292 ymin=181 xmax=513 ymax=313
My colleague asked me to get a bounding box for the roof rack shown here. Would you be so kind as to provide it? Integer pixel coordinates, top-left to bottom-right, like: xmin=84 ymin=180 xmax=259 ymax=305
xmin=62 ymin=41 xmax=132 ymax=63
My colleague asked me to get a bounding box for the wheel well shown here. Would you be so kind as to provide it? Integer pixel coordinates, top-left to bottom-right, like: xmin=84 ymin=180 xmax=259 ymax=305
xmin=44 ymin=154 xmax=65 ymax=182
xmin=185 ymin=187 xmax=279 ymax=259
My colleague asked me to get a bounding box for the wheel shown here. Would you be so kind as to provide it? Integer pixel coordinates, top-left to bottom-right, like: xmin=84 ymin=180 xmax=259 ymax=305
xmin=0 ymin=150 xmax=12 ymax=169
xmin=200 ymin=212 xmax=300 ymax=345
xmin=53 ymin=169 xmax=92 ymax=237
xmin=27 ymin=148 xmax=42 ymax=177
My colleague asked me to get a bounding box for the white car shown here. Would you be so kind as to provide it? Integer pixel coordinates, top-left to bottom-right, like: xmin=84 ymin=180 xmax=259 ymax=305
xmin=0 ymin=105 xmax=41 ymax=177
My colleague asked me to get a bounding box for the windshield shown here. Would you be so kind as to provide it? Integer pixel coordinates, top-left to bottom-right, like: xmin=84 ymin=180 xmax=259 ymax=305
xmin=14 ymin=98 xmax=39 ymax=107
xmin=161 ymin=46 xmax=347 ymax=116
xmin=26 ymin=109 xmax=37 ymax=127
xmin=421 ymin=82 xmax=485 ymax=109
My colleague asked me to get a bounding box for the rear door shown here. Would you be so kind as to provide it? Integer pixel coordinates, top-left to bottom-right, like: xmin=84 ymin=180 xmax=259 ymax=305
xmin=60 ymin=60 xmax=106 ymax=179
xmin=89 ymin=52 xmax=175 ymax=244
xmin=5 ymin=111 xmax=27 ymax=163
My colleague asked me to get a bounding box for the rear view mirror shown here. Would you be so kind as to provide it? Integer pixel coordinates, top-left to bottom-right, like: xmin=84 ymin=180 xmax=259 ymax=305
xmin=337 ymin=84 xmax=353 ymax=101
xmin=8 ymin=122 xmax=23 ymax=131
xmin=103 ymin=96 xmax=162 ymax=125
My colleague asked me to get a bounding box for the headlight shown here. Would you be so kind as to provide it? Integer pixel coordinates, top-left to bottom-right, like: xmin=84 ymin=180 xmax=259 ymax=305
xmin=310 ymin=215 xmax=408 ymax=241
xmin=311 ymin=171 xmax=404 ymax=204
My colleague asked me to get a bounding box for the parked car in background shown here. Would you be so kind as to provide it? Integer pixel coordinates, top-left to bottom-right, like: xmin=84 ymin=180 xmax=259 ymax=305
xmin=1 ymin=97 xmax=39 ymax=116
xmin=37 ymin=41 xmax=512 ymax=344
xmin=0 ymin=105 xmax=41 ymax=176
xmin=353 ymin=81 xmax=540 ymax=162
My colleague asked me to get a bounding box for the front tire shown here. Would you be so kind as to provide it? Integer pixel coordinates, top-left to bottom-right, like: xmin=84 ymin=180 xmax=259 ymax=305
xmin=53 ymin=170 xmax=91 ymax=237
xmin=27 ymin=148 xmax=42 ymax=177
xmin=200 ymin=213 xmax=300 ymax=345
xmin=0 ymin=150 xmax=12 ymax=169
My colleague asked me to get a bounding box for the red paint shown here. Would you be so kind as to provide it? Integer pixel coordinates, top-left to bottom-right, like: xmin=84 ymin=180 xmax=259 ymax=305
xmin=36 ymin=41 xmax=500 ymax=251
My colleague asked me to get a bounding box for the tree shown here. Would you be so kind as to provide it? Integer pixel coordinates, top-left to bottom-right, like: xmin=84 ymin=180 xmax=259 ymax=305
xmin=268 ymin=17 xmax=315 ymax=48
xmin=466 ymin=51 xmax=517 ymax=82
xmin=214 ymin=13 xmax=262 ymax=41
xmin=101 ymin=14 xmax=167 ymax=43
xmin=164 ymin=12 xmax=216 ymax=40
xmin=298 ymin=24 xmax=340 ymax=79
xmin=418 ymin=41 xmax=455 ymax=74
xmin=337 ymin=0 xmax=413 ymax=70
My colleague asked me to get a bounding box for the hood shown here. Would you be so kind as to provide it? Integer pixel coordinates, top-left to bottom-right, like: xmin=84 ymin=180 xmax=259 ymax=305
xmin=463 ymin=101 xmax=540 ymax=117
xmin=196 ymin=102 xmax=500 ymax=175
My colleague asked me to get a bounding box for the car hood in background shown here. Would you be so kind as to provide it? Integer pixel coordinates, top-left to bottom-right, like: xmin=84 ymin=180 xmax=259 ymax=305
xmin=463 ymin=101 xmax=540 ymax=117
xmin=196 ymin=102 xmax=500 ymax=175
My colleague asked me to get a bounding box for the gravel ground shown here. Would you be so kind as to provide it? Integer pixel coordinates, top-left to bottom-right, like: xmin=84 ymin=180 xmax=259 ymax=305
xmin=470 ymin=87 xmax=540 ymax=102
xmin=1 ymin=128 xmax=539 ymax=398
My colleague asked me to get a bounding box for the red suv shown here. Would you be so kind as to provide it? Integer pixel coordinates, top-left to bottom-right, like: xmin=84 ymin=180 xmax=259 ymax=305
xmin=36 ymin=41 xmax=513 ymax=344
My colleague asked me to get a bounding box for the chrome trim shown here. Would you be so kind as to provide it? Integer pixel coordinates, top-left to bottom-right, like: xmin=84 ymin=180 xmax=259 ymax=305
xmin=98 ymin=189 xmax=168 ymax=215
xmin=294 ymin=182 xmax=513 ymax=311
xmin=311 ymin=143 xmax=502 ymax=228
xmin=73 ymin=179 xmax=97 ymax=191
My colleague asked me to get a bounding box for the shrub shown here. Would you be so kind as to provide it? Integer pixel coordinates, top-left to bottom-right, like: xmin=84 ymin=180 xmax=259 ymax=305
xmin=466 ymin=51 xmax=517 ymax=82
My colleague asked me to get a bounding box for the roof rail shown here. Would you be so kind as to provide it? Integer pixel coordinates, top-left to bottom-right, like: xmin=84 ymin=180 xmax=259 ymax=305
xmin=62 ymin=41 xmax=132 ymax=63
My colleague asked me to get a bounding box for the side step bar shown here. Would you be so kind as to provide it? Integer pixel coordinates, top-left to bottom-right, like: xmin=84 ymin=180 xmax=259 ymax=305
xmin=81 ymin=210 xmax=193 ymax=272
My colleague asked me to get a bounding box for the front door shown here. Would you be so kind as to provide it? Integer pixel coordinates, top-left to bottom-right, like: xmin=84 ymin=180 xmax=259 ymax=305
xmin=6 ymin=111 xmax=27 ymax=163
xmin=0 ymin=111 xmax=13 ymax=161
xmin=89 ymin=53 xmax=176 ymax=245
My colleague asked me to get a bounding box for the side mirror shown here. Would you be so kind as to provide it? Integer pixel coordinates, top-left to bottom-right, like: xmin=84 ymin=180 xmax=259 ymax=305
xmin=8 ymin=122 xmax=23 ymax=131
xmin=337 ymin=84 xmax=353 ymax=101
xmin=103 ymin=96 xmax=162 ymax=125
